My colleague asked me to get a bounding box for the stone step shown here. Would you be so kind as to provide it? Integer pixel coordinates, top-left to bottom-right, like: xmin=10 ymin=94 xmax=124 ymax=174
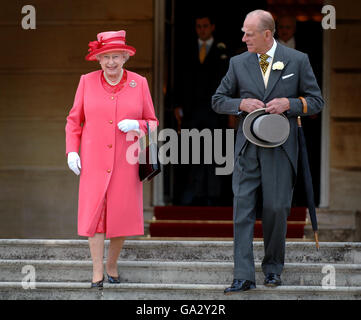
xmin=0 ymin=282 xmax=360 ymax=300
xmin=1 ymin=259 xmax=361 ymax=287
xmin=1 ymin=240 xmax=361 ymax=264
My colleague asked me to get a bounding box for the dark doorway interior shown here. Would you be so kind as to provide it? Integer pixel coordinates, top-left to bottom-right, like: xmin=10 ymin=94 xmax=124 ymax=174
xmin=163 ymin=0 xmax=323 ymax=207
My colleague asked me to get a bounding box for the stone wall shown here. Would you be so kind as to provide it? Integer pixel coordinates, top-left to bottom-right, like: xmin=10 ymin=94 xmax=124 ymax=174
xmin=327 ymin=0 xmax=361 ymax=211
xmin=0 ymin=0 xmax=154 ymax=238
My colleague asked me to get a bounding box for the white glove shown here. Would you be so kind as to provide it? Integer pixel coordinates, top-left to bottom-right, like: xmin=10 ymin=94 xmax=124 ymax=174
xmin=117 ymin=119 xmax=140 ymax=133
xmin=67 ymin=152 xmax=81 ymax=176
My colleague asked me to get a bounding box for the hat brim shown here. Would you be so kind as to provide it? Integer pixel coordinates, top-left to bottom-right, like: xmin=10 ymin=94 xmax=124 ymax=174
xmin=85 ymin=44 xmax=136 ymax=61
xmin=242 ymin=108 xmax=290 ymax=148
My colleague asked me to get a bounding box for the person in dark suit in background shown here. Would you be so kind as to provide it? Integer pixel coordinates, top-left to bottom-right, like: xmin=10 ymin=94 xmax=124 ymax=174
xmin=174 ymin=14 xmax=229 ymax=206
xmin=277 ymin=15 xmax=297 ymax=49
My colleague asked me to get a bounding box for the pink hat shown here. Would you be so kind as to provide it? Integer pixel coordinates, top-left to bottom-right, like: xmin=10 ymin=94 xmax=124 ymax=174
xmin=85 ymin=30 xmax=136 ymax=61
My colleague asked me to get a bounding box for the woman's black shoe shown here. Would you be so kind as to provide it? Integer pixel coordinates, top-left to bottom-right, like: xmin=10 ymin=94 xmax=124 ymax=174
xmin=91 ymin=276 xmax=104 ymax=289
xmin=107 ymin=273 xmax=120 ymax=284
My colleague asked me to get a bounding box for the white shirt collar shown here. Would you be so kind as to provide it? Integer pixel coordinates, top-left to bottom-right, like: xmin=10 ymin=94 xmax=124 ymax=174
xmin=257 ymin=38 xmax=277 ymax=61
xmin=198 ymin=37 xmax=214 ymax=47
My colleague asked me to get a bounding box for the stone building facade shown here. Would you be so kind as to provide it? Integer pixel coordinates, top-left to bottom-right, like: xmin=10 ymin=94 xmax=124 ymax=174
xmin=0 ymin=0 xmax=360 ymax=240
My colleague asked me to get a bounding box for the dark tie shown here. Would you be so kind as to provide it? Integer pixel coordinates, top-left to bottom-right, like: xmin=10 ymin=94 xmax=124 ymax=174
xmin=259 ymin=54 xmax=270 ymax=75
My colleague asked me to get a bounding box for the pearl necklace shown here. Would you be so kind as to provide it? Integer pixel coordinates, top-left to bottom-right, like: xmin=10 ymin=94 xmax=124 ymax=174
xmin=103 ymin=69 xmax=123 ymax=86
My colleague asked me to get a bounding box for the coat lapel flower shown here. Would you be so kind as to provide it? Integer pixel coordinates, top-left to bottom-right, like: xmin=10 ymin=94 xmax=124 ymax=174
xmin=272 ymin=61 xmax=285 ymax=71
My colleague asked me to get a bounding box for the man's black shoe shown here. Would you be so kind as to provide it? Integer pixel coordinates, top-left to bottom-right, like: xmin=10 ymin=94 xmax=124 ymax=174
xmin=224 ymin=279 xmax=256 ymax=295
xmin=264 ymin=273 xmax=282 ymax=287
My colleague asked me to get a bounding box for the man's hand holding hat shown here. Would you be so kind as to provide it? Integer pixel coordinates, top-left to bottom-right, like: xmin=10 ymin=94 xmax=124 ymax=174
xmin=239 ymin=98 xmax=265 ymax=113
xmin=239 ymin=97 xmax=290 ymax=115
xmin=265 ymin=98 xmax=290 ymax=114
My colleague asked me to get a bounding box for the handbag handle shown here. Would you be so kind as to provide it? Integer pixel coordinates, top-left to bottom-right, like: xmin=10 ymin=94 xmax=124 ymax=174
xmin=145 ymin=121 xmax=151 ymax=147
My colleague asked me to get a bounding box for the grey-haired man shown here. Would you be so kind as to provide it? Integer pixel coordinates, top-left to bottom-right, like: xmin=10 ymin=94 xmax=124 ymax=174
xmin=212 ymin=10 xmax=324 ymax=293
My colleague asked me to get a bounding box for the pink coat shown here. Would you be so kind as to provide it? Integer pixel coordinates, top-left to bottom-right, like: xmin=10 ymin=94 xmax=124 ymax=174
xmin=65 ymin=70 xmax=158 ymax=238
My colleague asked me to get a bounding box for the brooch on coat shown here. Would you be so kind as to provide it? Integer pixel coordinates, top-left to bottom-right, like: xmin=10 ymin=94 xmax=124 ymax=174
xmin=129 ymin=80 xmax=137 ymax=88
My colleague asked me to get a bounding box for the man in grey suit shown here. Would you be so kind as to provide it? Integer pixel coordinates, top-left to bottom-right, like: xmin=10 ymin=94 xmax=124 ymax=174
xmin=212 ymin=10 xmax=324 ymax=293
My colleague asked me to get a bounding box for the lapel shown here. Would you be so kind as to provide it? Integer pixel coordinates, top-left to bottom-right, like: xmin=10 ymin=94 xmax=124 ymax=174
xmin=244 ymin=53 xmax=266 ymax=98
xmin=263 ymin=43 xmax=289 ymax=101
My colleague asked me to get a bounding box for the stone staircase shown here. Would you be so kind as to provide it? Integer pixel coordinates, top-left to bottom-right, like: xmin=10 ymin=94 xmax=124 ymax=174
xmin=0 ymin=239 xmax=361 ymax=300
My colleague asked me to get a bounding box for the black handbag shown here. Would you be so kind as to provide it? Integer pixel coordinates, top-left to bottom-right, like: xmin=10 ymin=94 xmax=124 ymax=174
xmin=139 ymin=121 xmax=161 ymax=181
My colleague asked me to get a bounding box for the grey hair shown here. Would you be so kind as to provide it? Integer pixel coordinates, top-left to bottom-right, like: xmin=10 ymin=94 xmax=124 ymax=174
xmin=96 ymin=51 xmax=130 ymax=62
xmin=246 ymin=10 xmax=276 ymax=36
xmin=122 ymin=51 xmax=130 ymax=62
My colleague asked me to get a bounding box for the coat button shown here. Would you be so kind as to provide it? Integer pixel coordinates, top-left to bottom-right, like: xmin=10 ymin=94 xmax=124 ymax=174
xmin=108 ymin=144 xmax=112 ymax=148
xmin=107 ymin=169 xmax=111 ymax=173
xmin=109 ymin=120 xmax=113 ymax=124
xmin=111 ymin=96 xmax=114 ymax=100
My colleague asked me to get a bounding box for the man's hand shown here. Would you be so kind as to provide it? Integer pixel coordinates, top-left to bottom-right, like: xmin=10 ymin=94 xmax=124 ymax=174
xmin=239 ymin=98 xmax=265 ymax=113
xmin=265 ymin=98 xmax=290 ymax=114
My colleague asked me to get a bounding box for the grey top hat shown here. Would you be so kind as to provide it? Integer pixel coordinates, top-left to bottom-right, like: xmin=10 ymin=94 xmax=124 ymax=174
xmin=242 ymin=108 xmax=290 ymax=148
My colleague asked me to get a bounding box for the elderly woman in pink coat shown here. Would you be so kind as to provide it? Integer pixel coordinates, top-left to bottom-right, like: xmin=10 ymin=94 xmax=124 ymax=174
xmin=65 ymin=30 xmax=158 ymax=288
